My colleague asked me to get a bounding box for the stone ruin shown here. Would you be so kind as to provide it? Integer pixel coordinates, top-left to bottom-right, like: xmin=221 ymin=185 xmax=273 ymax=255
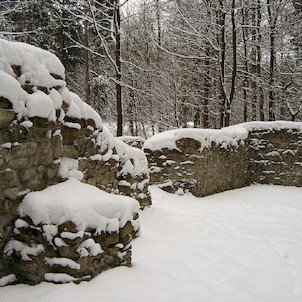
xmin=0 ymin=39 xmax=150 ymax=286
xmin=1 ymin=38 xmax=302 ymax=287
xmin=143 ymin=122 xmax=302 ymax=195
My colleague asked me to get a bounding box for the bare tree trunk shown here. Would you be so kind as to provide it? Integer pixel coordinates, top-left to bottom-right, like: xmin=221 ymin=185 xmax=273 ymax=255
xmin=115 ymin=0 xmax=123 ymax=136
xmin=251 ymin=3 xmax=257 ymax=121
xmin=129 ymin=75 xmax=136 ymax=136
xmin=241 ymin=2 xmax=249 ymax=122
xmin=225 ymin=0 xmax=237 ymax=126
xmin=84 ymin=2 xmax=90 ymax=105
xmin=156 ymin=0 xmax=161 ymax=47
xmin=203 ymin=47 xmax=210 ymax=128
xmin=257 ymin=0 xmax=265 ymax=121
xmin=194 ymin=107 xmax=201 ymax=128
xmin=218 ymin=0 xmax=227 ymax=128
xmin=266 ymin=0 xmax=276 ymax=121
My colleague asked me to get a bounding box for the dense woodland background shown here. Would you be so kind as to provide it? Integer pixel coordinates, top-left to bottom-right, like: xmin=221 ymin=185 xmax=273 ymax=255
xmin=0 ymin=0 xmax=301 ymax=137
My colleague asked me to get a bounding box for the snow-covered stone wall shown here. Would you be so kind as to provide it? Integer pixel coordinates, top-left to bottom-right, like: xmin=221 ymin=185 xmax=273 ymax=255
xmin=0 ymin=39 xmax=150 ymax=285
xmin=3 ymin=179 xmax=139 ymax=285
xmin=143 ymin=127 xmax=248 ymax=195
xmin=144 ymin=122 xmax=302 ymax=195
xmin=246 ymin=123 xmax=302 ymax=187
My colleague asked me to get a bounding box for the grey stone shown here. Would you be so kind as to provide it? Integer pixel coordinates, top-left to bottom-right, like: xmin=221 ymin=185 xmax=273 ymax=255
xmin=0 ymin=169 xmax=19 ymax=188
xmin=3 ymin=187 xmax=19 ymax=200
xmin=12 ymin=142 xmax=37 ymax=158
xmin=0 ymin=109 xmax=15 ymax=127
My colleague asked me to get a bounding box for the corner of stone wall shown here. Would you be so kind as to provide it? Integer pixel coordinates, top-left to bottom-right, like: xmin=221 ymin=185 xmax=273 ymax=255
xmin=0 ymin=107 xmax=150 ymax=285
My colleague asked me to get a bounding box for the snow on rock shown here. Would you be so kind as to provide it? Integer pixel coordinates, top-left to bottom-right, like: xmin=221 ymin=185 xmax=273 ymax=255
xmin=3 ymin=178 xmax=140 ymax=285
xmin=26 ymin=90 xmax=56 ymax=121
xmin=18 ymin=178 xmax=140 ymax=232
xmin=240 ymin=120 xmax=302 ymax=132
xmin=0 ymin=274 xmax=17 ymax=287
xmin=116 ymin=136 xmax=146 ymax=148
xmin=78 ymin=239 xmax=103 ymax=257
xmin=44 ymin=273 xmax=77 ymax=284
xmin=0 ymin=38 xmax=103 ymax=128
xmin=0 ymin=38 xmax=149 ymax=286
xmin=58 ymin=157 xmax=84 ymax=181
xmin=4 ymin=240 xmax=45 ymax=261
xmin=0 ymin=38 xmax=150 ymax=205
xmin=144 ymin=121 xmax=302 ymax=197
xmin=45 ymin=257 xmax=81 ymax=270
xmin=0 ymin=38 xmax=65 ymax=86
xmin=143 ymin=126 xmax=248 ymax=152
xmin=143 ymin=121 xmax=302 ymax=152
xmin=96 ymin=128 xmax=149 ymax=178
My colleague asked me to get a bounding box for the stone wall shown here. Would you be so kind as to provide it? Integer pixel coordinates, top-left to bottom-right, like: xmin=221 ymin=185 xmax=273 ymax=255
xmin=144 ymin=123 xmax=302 ymax=196
xmin=145 ymin=138 xmax=247 ymax=196
xmin=247 ymin=128 xmax=302 ymax=187
xmin=0 ymin=108 xmax=150 ymax=285
xmin=0 ymin=38 xmax=150 ymax=286
xmin=3 ymin=213 xmax=137 ymax=285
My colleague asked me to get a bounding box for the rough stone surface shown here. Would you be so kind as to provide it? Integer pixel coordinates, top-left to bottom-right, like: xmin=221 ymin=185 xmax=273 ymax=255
xmin=0 ymin=114 xmax=148 ymax=285
xmin=3 ymin=213 xmax=138 ymax=284
xmin=0 ymin=39 xmax=150 ymax=286
xmin=145 ymin=138 xmax=247 ymax=196
xmin=144 ymin=125 xmax=302 ymax=196
xmin=0 ymin=109 xmax=15 ymax=127
xmin=247 ymin=129 xmax=302 ymax=187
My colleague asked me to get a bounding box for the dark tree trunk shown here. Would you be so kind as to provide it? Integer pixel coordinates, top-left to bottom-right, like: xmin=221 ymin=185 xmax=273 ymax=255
xmin=115 ymin=0 xmax=123 ymax=136
xmin=84 ymin=1 xmax=90 ymax=105
xmin=225 ymin=0 xmax=237 ymax=126
xmin=267 ymin=0 xmax=276 ymax=121
xmin=218 ymin=0 xmax=227 ymax=128
xmin=251 ymin=4 xmax=258 ymax=121
xmin=241 ymin=3 xmax=248 ymax=122
xmin=257 ymin=0 xmax=265 ymax=121
xmin=203 ymin=46 xmax=210 ymax=128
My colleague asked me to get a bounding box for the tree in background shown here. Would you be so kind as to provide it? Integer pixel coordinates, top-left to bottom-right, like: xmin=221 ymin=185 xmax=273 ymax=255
xmin=0 ymin=0 xmax=301 ymax=137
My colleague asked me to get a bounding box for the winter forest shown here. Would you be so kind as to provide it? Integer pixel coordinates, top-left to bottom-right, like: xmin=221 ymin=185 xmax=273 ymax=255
xmin=1 ymin=0 xmax=302 ymax=137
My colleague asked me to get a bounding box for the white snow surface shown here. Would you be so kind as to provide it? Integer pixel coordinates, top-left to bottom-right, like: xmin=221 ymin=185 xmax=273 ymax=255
xmin=4 ymin=240 xmax=44 ymax=262
xmin=0 ymin=38 xmax=103 ymax=128
xmin=45 ymin=257 xmax=81 ymax=270
xmin=240 ymin=120 xmax=302 ymax=131
xmin=58 ymin=157 xmax=83 ymax=181
xmin=143 ymin=121 xmax=302 ymax=151
xmin=18 ymin=178 xmax=140 ymax=233
xmin=2 ymin=184 xmax=302 ymax=301
xmin=0 ymin=38 xmax=65 ymax=86
xmin=0 ymin=274 xmax=16 ymax=287
xmin=143 ymin=126 xmax=248 ymax=151
xmin=95 ymin=127 xmax=149 ymax=178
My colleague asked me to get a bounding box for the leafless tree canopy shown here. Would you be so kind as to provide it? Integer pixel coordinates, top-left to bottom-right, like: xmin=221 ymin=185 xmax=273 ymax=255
xmin=1 ymin=0 xmax=301 ymax=136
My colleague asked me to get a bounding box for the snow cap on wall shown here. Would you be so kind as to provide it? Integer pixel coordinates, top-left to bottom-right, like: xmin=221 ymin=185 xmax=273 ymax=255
xmin=0 ymin=38 xmax=102 ymax=127
xmin=19 ymin=178 xmax=140 ymax=233
xmin=143 ymin=121 xmax=302 ymax=152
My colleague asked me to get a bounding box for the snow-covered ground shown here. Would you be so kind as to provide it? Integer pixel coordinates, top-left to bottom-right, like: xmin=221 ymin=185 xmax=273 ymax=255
xmin=2 ymin=184 xmax=302 ymax=302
